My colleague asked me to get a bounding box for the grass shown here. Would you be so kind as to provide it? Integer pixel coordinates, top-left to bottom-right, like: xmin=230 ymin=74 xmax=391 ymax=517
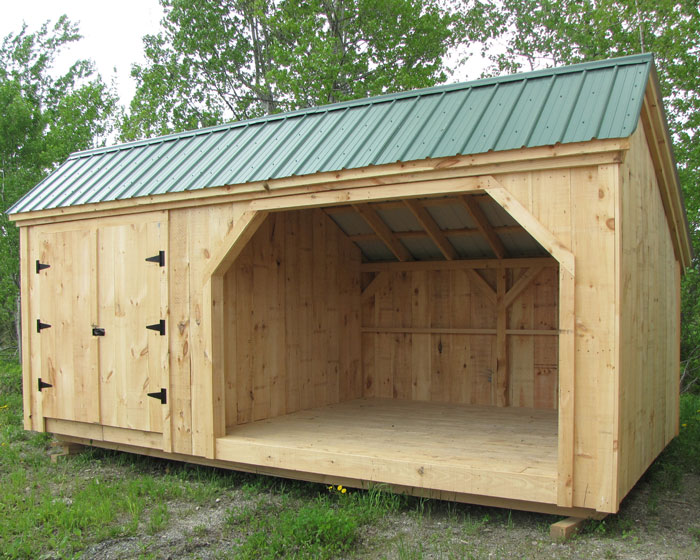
xmin=1 ymin=356 xmax=699 ymax=558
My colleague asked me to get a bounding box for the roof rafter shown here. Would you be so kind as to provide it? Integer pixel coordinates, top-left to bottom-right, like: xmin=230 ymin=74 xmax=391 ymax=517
xmin=345 ymin=224 xmax=524 ymax=243
xmin=458 ymin=195 xmax=507 ymax=259
xmin=352 ymin=203 xmax=414 ymax=262
xmin=403 ymin=199 xmax=458 ymax=260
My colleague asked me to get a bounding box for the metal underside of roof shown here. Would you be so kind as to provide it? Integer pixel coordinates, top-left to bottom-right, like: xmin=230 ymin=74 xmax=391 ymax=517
xmin=9 ymin=54 xmax=653 ymax=215
xmin=325 ymin=194 xmax=549 ymax=262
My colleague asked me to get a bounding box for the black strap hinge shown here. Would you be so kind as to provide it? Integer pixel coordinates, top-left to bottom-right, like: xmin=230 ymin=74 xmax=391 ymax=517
xmin=147 ymin=388 xmax=167 ymax=404
xmin=146 ymin=319 xmax=166 ymax=336
xmin=92 ymin=327 xmax=106 ymax=336
xmin=38 ymin=378 xmax=53 ymax=391
xmin=36 ymin=320 xmax=51 ymax=332
xmin=36 ymin=260 xmax=50 ymax=273
xmin=145 ymin=251 xmax=165 ymax=267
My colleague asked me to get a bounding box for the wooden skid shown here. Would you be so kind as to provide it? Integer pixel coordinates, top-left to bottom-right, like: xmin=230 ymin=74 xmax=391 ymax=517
xmin=550 ymin=517 xmax=591 ymax=540
xmin=50 ymin=440 xmax=85 ymax=462
xmin=216 ymin=399 xmax=558 ymax=504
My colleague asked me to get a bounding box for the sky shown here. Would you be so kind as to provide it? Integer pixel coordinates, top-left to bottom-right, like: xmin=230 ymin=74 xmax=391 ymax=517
xmin=0 ymin=0 xmax=490 ymax=108
xmin=1 ymin=0 xmax=164 ymax=104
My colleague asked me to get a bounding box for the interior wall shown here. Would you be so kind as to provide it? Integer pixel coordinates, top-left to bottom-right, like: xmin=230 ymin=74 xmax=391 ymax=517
xmin=616 ymin=125 xmax=680 ymax=503
xmin=508 ymin=267 xmax=559 ymax=408
xmin=362 ymin=266 xmax=558 ymax=408
xmin=223 ymin=209 xmax=362 ymax=429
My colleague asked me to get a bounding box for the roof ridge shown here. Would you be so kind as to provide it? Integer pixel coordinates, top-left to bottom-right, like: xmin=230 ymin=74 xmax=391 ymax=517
xmin=72 ymin=53 xmax=653 ymax=160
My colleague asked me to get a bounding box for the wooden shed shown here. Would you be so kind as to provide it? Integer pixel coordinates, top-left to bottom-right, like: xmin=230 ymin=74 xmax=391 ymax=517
xmin=9 ymin=54 xmax=691 ymax=519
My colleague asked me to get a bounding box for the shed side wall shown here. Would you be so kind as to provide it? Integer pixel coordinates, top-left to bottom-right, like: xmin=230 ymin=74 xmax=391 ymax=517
xmin=222 ymin=209 xmax=362 ymax=429
xmin=495 ymin=167 xmax=618 ymax=512
xmin=616 ymin=124 xmax=680 ymax=504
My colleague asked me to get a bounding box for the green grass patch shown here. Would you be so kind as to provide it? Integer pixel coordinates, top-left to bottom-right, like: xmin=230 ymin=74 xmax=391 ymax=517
xmin=226 ymin=484 xmax=405 ymax=559
xmin=233 ymin=498 xmax=359 ymax=559
xmin=646 ymin=393 xmax=700 ymax=491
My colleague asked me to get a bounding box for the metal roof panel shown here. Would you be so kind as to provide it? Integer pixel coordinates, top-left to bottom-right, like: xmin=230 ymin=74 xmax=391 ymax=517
xmin=8 ymin=54 xmax=654 ymax=214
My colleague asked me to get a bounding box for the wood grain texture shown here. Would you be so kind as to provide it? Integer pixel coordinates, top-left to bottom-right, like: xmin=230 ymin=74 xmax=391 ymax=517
xmin=98 ymin=217 xmax=167 ymax=434
xmin=19 ymin=227 xmax=33 ymax=430
xmin=615 ymin=124 xmax=681 ymax=506
xmin=223 ymin=209 xmax=362 ymax=429
xmin=38 ymin=228 xmax=99 ymax=424
xmin=188 ymin=204 xmax=242 ymax=457
xmin=21 ymin=124 xmax=684 ymax=517
xmin=362 ymin=264 xmax=557 ymax=409
xmin=218 ymin=398 xmax=558 ymax=504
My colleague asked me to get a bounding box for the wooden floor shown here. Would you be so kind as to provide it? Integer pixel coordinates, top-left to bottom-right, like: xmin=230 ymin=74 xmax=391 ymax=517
xmin=216 ymin=398 xmax=559 ymax=504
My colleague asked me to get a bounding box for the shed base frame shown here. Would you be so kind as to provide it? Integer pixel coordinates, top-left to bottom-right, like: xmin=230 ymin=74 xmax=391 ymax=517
xmin=52 ymin=433 xmax=603 ymax=520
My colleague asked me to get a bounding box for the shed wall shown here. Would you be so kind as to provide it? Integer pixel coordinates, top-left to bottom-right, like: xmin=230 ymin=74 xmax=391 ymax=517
xmin=495 ymin=166 xmax=618 ymax=512
xmin=168 ymin=203 xmax=249 ymax=456
xmin=361 ymin=267 xmax=559 ymax=407
xmin=222 ymin=209 xmax=362 ymax=429
xmin=616 ymin=126 xmax=680 ymax=503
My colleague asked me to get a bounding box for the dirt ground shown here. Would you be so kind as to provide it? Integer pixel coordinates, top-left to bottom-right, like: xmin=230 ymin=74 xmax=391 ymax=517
xmin=76 ymin=471 xmax=700 ymax=560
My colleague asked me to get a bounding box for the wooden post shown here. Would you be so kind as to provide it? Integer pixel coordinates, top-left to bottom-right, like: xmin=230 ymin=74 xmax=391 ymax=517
xmin=557 ymin=268 xmax=575 ymax=507
xmin=496 ymin=269 xmax=508 ymax=406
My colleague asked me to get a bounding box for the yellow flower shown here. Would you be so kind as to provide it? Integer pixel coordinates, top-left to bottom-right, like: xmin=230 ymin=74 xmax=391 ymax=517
xmin=337 ymin=485 xmax=343 ymax=491
xmin=341 ymin=488 xmax=347 ymax=494
xmin=682 ymin=423 xmax=688 ymax=428
xmin=0 ymin=404 xmax=8 ymax=410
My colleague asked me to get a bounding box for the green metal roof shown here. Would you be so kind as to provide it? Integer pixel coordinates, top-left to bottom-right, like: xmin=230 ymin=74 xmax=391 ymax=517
xmin=9 ymin=54 xmax=653 ymax=214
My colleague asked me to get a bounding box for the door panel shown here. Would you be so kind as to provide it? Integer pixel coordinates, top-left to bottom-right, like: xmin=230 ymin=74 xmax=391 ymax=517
xmin=98 ymin=219 xmax=166 ymax=433
xmin=38 ymin=229 xmax=99 ymax=423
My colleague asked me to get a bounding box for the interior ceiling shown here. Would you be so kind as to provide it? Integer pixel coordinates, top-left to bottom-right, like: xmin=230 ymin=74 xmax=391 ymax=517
xmin=325 ymin=194 xmax=549 ymax=262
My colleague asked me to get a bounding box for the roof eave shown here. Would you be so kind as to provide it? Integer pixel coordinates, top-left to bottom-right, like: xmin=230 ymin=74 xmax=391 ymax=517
xmin=8 ymin=138 xmax=630 ymax=225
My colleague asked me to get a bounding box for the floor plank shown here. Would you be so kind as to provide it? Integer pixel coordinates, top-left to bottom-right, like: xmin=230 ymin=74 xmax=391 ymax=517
xmin=216 ymin=398 xmax=558 ymax=503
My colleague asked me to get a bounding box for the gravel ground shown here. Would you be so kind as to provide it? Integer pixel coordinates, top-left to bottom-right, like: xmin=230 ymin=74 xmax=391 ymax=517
xmin=77 ymin=471 xmax=700 ymax=560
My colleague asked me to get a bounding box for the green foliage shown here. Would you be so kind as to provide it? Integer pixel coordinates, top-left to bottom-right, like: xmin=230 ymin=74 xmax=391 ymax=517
xmin=236 ymin=500 xmax=359 ymax=559
xmin=655 ymin=393 xmax=700 ymax=477
xmin=468 ymin=0 xmax=700 ymax=391
xmin=224 ymin=483 xmax=409 ymax=559
xmin=120 ymin=0 xmax=463 ymax=139
xmin=0 ymin=18 xmax=118 ymax=353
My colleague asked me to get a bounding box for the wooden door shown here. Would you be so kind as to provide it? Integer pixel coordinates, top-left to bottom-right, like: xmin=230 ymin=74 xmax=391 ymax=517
xmin=98 ymin=218 xmax=168 ymax=433
xmin=37 ymin=228 xmax=100 ymax=423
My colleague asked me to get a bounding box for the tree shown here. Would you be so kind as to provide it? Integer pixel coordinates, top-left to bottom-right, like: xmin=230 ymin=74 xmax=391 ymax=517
xmin=120 ymin=0 xmax=460 ymax=140
xmin=0 ymin=17 xmax=118 ymax=355
xmin=465 ymin=0 xmax=700 ymax=390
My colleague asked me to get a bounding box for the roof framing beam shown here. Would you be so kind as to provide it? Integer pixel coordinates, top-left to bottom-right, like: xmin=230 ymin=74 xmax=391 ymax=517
xmin=403 ymin=199 xmax=458 ymax=260
xmin=352 ymin=203 xmax=414 ymax=261
xmin=346 ymin=224 xmax=524 ymax=243
xmin=459 ymin=195 xmax=507 ymax=259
